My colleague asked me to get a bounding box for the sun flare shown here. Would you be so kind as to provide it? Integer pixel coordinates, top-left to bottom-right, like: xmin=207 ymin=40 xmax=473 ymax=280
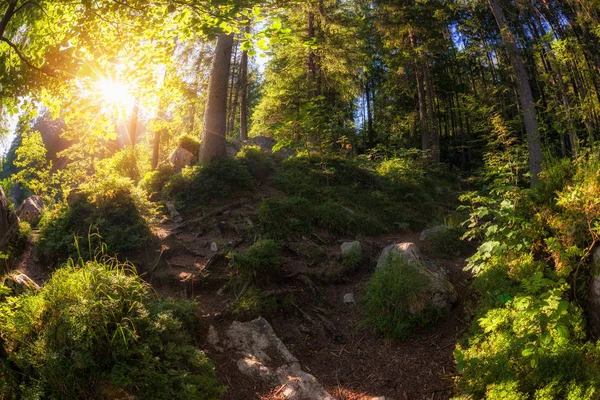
xmin=96 ymin=78 xmax=134 ymax=107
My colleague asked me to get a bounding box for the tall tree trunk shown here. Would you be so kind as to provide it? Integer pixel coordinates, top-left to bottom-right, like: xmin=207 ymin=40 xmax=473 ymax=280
xmin=199 ymin=33 xmax=234 ymax=164
xmin=488 ymin=0 xmax=543 ymax=185
xmin=409 ymin=30 xmax=430 ymax=152
xmin=226 ymin=41 xmax=240 ymax=137
xmin=129 ymin=100 xmax=139 ymax=150
xmin=239 ymin=30 xmax=249 ymax=141
xmin=425 ymin=62 xmax=440 ymax=162
xmin=365 ymin=78 xmax=374 ymax=145
xmin=307 ymin=10 xmax=316 ymax=98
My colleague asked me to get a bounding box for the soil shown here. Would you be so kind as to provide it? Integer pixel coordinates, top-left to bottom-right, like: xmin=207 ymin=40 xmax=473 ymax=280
xmin=148 ymin=201 xmax=473 ymax=400
xmin=13 ymin=190 xmax=474 ymax=400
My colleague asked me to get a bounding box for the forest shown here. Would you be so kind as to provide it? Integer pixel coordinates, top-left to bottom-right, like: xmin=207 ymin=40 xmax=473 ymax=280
xmin=2 ymin=0 xmax=600 ymax=398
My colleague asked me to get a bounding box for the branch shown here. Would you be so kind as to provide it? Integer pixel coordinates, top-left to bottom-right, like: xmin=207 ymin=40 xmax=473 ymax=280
xmin=0 ymin=37 xmax=57 ymax=77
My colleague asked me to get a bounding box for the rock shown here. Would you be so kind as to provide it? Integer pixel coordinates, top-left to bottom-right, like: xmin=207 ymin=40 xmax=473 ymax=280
xmin=0 ymin=187 xmax=19 ymax=252
xmin=226 ymin=145 xmax=239 ymax=158
xmin=169 ymin=146 xmax=195 ymax=172
xmin=216 ymin=317 xmax=334 ymax=400
xmin=343 ymin=293 xmax=355 ymax=304
xmin=377 ymin=242 xmax=457 ymax=313
xmin=16 ymin=195 xmax=44 ymax=225
xmin=67 ymin=188 xmax=86 ymax=206
xmin=4 ymin=272 xmax=40 ymax=295
xmin=230 ymin=138 xmax=244 ymax=151
xmin=341 ymin=241 xmax=362 ymax=258
xmin=419 ymin=225 xmax=447 ymax=241
xmin=165 ymin=201 xmax=182 ymax=223
xmin=274 ymin=146 xmax=296 ymax=159
xmin=207 ymin=325 xmax=224 ymax=352
xmin=210 ymin=242 xmax=218 ymax=252
xmin=249 ymin=136 xmax=276 ymax=152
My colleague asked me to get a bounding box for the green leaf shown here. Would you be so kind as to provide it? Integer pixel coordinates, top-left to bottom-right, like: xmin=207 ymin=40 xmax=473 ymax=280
xmin=522 ymin=346 xmax=535 ymax=357
xmin=556 ymin=324 xmax=570 ymax=339
xmin=271 ymin=19 xmax=282 ymax=31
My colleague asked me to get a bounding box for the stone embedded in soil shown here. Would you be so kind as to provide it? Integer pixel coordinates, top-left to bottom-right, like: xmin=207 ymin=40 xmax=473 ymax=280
xmin=377 ymin=242 xmax=458 ymax=313
xmin=343 ymin=293 xmax=355 ymax=304
xmin=210 ymin=242 xmax=218 ymax=252
xmin=165 ymin=201 xmax=183 ymax=223
xmin=16 ymin=195 xmax=44 ymax=226
xmin=211 ymin=317 xmax=334 ymax=400
xmin=341 ymin=240 xmax=362 ymax=258
xmin=419 ymin=225 xmax=447 ymax=241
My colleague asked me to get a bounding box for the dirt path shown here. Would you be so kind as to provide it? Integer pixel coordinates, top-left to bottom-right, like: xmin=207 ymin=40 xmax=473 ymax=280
xmin=14 ymin=232 xmax=49 ymax=285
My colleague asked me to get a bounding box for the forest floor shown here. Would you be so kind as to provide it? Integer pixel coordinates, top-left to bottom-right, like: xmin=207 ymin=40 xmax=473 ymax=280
xmin=146 ymin=188 xmax=473 ymax=400
xmin=14 ymin=186 xmax=473 ymax=399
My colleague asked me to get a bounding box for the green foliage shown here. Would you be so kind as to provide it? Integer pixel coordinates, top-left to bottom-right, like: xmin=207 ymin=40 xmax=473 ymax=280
xmin=456 ymin=151 xmax=600 ymax=398
xmin=228 ymin=286 xmax=279 ymax=319
xmin=100 ymin=149 xmax=142 ymax=183
xmin=235 ymin=145 xmax=275 ymax=180
xmin=12 ymin=131 xmax=52 ymax=199
xmin=0 ymin=258 xmax=225 ymax=400
xmin=37 ymin=177 xmax=154 ymax=266
xmin=427 ymin=226 xmax=468 ymax=259
xmin=270 ymin=154 xmax=449 ymax=235
xmin=165 ymin=158 xmax=252 ymax=210
xmin=228 ymin=239 xmax=282 ymax=283
xmin=140 ymin=164 xmax=176 ymax=199
xmin=177 ymin=134 xmax=201 ymax=158
xmin=258 ymin=197 xmax=313 ymax=236
xmin=362 ymin=254 xmax=442 ymax=340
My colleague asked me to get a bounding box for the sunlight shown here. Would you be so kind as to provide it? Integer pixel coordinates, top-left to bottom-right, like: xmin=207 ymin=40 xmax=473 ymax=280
xmin=96 ymin=78 xmax=134 ymax=108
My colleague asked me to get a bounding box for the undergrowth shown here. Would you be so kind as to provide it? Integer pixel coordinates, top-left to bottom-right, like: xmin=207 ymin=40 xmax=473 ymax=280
xmin=454 ymin=144 xmax=600 ymax=399
xmin=0 ymin=254 xmax=225 ymax=400
xmin=362 ymin=254 xmax=443 ymax=340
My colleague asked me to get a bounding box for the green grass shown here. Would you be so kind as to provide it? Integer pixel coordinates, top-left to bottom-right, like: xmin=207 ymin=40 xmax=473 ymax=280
xmin=361 ymin=254 xmax=443 ymax=340
xmin=0 ymin=257 xmax=225 ymax=400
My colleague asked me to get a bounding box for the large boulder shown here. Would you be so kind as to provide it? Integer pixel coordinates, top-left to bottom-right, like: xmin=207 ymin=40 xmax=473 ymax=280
xmin=4 ymin=272 xmax=40 ymax=295
xmin=0 ymin=187 xmax=19 ymax=252
xmin=16 ymin=195 xmax=44 ymax=226
xmin=249 ymin=136 xmax=276 ymax=152
xmin=169 ymin=147 xmax=195 ymax=172
xmin=208 ymin=317 xmax=334 ymax=400
xmin=377 ymin=242 xmax=457 ymax=312
xmin=419 ymin=225 xmax=447 ymax=241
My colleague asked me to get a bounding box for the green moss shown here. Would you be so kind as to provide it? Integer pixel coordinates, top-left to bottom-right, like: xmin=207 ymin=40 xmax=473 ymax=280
xmin=228 ymin=239 xmax=282 ymax=283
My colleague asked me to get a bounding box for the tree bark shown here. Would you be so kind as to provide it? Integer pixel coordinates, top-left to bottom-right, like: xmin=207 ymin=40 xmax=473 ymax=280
xmin=199 ymin=33 xmax=234 ymax=164
xmin=129 ymin=100 xmax=139 ymax=150
xmin=488 ymin=0 xmax=543 ymax=185
xmin=307 ymin=10 xmax=317 ymax=98
xmin=239 ymin=33 xmax=249 ymax=141
xmin=425 ymin=62 xmax=440 ymax=162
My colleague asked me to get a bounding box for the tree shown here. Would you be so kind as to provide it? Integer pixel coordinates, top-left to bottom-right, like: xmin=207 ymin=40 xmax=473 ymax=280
xmin=487 ymin=0 xmax=543 ymax=185
xmin=199 ymin=33 xmax=235 ymax=164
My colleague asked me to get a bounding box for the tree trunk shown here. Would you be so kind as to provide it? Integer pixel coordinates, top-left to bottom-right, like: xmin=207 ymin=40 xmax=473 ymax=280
xmin=239 ymin=35 xmax=249 ymax=141
xmin=129 ymin=100 xmax=139 ymax=150
xmin=425 ymin=62 xmax=440 ymax=163
xmin=409 ymin=30 xmax=429 ymax=153
xmin=365 ymin=78 xmax=374 ymax=145
xmin=199 ymin=33 xmax=234 ymax=164
xmin=488 ymin=0 xmax=543 ymax=185
xmin=307 ymin=10 xmax=316 ymax=98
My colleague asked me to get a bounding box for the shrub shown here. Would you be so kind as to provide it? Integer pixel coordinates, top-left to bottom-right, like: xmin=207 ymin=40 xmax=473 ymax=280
xmin=228 ymin=239 xmax=282 ymax=282
xmin=229 ymin=286 xmax=279 ymax=318
xmin=236 ymin=145 xmax=275 ymax=180
xmin=361 ymin=254 xmax=443 ymax=340
xmin=165 ymin=158 xmax=252 ymax=209
xmin=100 ymin=149 xmax=142 ymax=183
xmin=427 ymin=226 xmax=467 ymax=259
xmin=0 ymin=258 xmax=225 ymax=400
xmin=258 ymin=197 xmax=314 ymax=237
xmin=37 ymin=177 xmax=154 ymax=266
xmin=177 ymin=134 xmax=201 ymax=158
xmin=315 ymin=201 xmax=379 ymax=235
xmin=139 ymin=164 xmax=175 ymax=199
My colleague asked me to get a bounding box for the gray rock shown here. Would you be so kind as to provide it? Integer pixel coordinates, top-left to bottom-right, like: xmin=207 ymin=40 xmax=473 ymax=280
xmin=218 ymin=317 xmax=334 ymax=399
xmin=341 ymin=241 xmax=362 ymax=258
xmin=419 ymin=225 xmax=447 ymax=241
xmin=343 ymin=293 xmax=355 ymax=304
xmin=16 ymin=195 xmax=44 ymax=226
xmin=0 ymin=187 xmax=19 ymax=252
xmin=169 ymin=146 xmax=195 ymax=172
xmin=210 ymin=242 xmax=218 ymax=252
xmin=4 ymin=272 xmax=40 ymax=295
xmin=230 ymin=138 xmax=244 ymax=151
xmin=376 ymin=242 xmax=457 ymax=313
xmin=165 ymin=201 xmax=182 ymax=223
xmin=249 ymin=136 xmax=276 ymax=152
xmin=226 ymin=145 xmax=239 ymax=158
